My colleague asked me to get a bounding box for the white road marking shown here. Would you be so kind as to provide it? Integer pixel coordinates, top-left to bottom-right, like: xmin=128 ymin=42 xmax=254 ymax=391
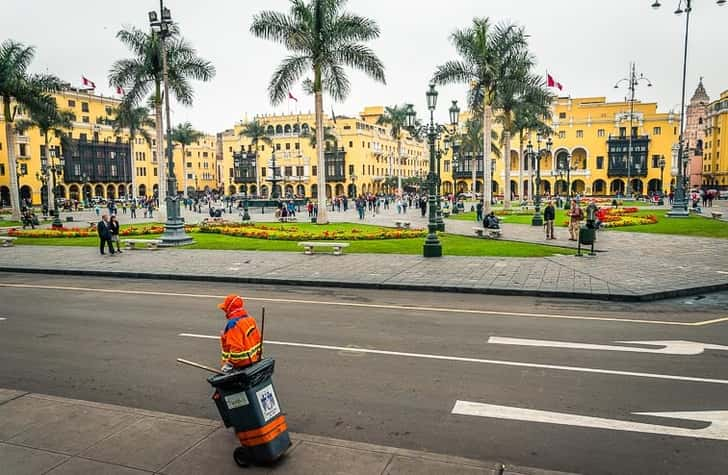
xmin=0 ymin=282 xmax=716 ymax=326
xmin=178 ymin=333 xmax=728 ymax=385
xmin=488 ymin=337 xmax=728 ymax=356
xmin=0 ymin=317 xmax=6 ymax=321
xmin=452 ymin=400 xmax=728 ymax=442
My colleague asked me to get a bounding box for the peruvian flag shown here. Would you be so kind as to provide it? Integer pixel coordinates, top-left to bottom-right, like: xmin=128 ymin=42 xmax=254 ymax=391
xmin=288 ymin=91 xmax=298 ymax=102
xmin=81 ymin=76 xmax=96 ymax=89
xmin=115 ymin=86 xmax=125 ymax=95
xmin=547 ymin=73 xmax=563 ymax=91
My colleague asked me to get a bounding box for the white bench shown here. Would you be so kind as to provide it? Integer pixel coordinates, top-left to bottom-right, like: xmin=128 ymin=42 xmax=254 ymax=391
xmin=394 ymin=220 xmax=411 ymax=229
xmin=473 ymin=227 xmax=502 ymax=239
xmin=1 ymin=236 xmax=18 ymax=247
xmin=711 ymin=211 xmax=723 ymax=219
xmin=123 ymin=239 xmax=163 ymax=250
xmin=297 ymin=241 xmax=350 ymax=256
xmin=0 ymin=227 xmax=15 ymax=236
xmin=278 ymin=216 xmax=298 ymax=223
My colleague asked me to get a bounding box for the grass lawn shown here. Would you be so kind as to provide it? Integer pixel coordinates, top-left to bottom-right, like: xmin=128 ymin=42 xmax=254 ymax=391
xmin=610 ymin=210 xmax=728 ymax=239
xmin=0 ymin=220 xmax=23 ymax=227
xmin=13 ymin=227 xmax=575 ymax=257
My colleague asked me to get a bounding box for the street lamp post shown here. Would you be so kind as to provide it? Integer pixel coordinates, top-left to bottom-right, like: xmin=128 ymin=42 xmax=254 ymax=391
xmin=80 ymin=173 xmax=90 ymax=208
xmin=16 ymin=163 xmax=28 ymax=207
xmin=658 ymin=155 xmax=666 ymax=204
xmin=49 ymin=149 xmax=64 ymax=228
xmin=450 ymin=140 xmax=460 ymax=214
xmin=528 ymin=134 xmax=553 ymax=226
xmin=405 ymin=85 xmax=459 ymax=257
xmin=614 ymin=62 xmax=653 ymax=200
xmin=35 ymin=169 xmax=49 ymax=214
xmin=434 ymin=136 xmax=450 ymax=231
xmin=652 ymin=0 xmax=725 ymax=216
xmin=149 ymin=1 xmax=193 ymax=245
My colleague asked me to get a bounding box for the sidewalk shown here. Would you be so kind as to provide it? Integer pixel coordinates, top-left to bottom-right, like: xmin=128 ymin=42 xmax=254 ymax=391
xmin=0 ymin=389 xmax=576 ymax=475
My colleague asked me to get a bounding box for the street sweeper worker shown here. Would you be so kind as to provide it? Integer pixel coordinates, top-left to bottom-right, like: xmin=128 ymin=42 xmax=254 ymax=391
xmin=218 ymin=294 xmax=262 ymax=372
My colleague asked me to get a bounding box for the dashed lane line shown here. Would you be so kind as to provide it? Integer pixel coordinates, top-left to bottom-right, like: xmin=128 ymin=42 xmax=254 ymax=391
xmin=0 ymin=282 xmax=722 ymax=326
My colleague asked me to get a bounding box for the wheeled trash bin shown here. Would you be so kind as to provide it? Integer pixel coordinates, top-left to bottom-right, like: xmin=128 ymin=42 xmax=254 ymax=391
xmin=207 ymin=358 xmax=291 ymax=467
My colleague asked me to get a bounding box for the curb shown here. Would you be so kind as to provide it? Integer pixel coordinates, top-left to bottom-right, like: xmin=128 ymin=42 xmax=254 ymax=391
xmin=2 ymin=265 xmax=726 ymax=302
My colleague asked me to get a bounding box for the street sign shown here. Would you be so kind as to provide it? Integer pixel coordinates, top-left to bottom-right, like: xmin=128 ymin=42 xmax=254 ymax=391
xmin=488 ymin=336 xmax=728 ymax=356
xmin=452 ymin=400 xmax=728 ymax=441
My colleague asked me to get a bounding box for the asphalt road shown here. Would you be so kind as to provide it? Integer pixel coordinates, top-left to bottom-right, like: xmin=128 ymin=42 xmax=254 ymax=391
xmin=1 ymin=272 xmax=727 ymax=475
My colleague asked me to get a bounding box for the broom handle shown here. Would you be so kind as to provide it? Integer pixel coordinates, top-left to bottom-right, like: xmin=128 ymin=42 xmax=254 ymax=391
xmin=177 ymin=358 xmax=224 ymax=375
xmin=259 ymin=306 xmax=266 ymax=359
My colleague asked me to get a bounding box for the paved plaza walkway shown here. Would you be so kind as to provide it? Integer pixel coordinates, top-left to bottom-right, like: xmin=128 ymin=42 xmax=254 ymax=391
xmin=0 ymin=389 xmax=572 ymax=475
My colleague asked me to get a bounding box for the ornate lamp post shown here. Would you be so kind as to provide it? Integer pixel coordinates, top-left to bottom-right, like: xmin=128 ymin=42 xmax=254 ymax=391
xmin=450 ymin=139 xmax=460 ymax=214
xmin=16 ymin=162 xmax=28 ymax=206
xmin=149 ymin=1 xmax=193 ymax=245
xmin=658 ymin=155 xmax=666 ymax=204
xmin=405 ymin=85 xmax=459 ymax=257
xmin=35 ymin=168 xmax=49 ymax=214
xmin=652 ymin=0 xmax=725 ymax=215
xmin=49 ymin=149 xmax=65 ymax=228
xmin=528 ymin=134 xmax=553 ymax=226
xmin=80 ymin=172 xmax=90 ymax=207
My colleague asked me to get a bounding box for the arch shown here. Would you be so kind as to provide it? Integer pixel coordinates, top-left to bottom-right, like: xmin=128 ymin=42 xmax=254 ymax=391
xmin=238 ymin=185 xmax=247 ymax=194
xmin=310 ymin=184 xmax=318 ymax=197
xmin=297 ymin=184 xmax=306 ymax=197
xmin=56 ymin=185 xmax=67 ymax=198
xmin=571 ymin=179 xmax=586 ymax=194
xmin=630 ymin=178 xmax=644 ymax=194
xmin=555 ymin=149 xmax=570 ymax=171
xmin=647 ymin=178 xmax=661 ymax=194
xmin=335 ymin=183 xmax=344 ymax=196
xmin=152 ymin=184 xmax=159 ymax=198
xmin=260 ymin=185 xmax=269 ymax=197
xmin=555 ymin=179 xmax=568 ymax=194
xmin=0 ymin=186 xmax=10 ymax=207
xmin=510 ymin=150 xmax=519 ymax=171
xmin=540 ymin=152 xmax=553 ymax=172
xmin=249 ymin=184 xmax=257 ymax=196
xmin=138 ymin=184 xmax=147 ymax=197
xmin=266 ymin=125 xmax=275 ymax=136
xmin=456 ymin=181 xmax=468 ymax=193
xmin=285 ymin=184 xmax=294 ymax=197
xmin=20 ymin=185 xmax=33 ymax=205
xmin=128 ymin=185 xmax=133 ymax=197
xmin=474 ymin=180 xmax=483 ymax=193
xmin=301 ymin=123 xmax=310 ymax=134
xmin=510 ymin=179 xmax=518 ymax=198
xmin=275 ymin=125 xmax=283 ymax=135
xmin=106 ymin=185 xmax=116 ymax=200
xmin=325 ymin=184 xmax=332 ymax=198
xmin=293 ymin=123 xmax=300 ymax=134
xmin=571 ymin=147 xmax=588 ymax=169
xmin=347 ymin=183 xmax=356 ymax=198
xmin=540 ymin=180 xmax=551 ymax=195
xmin=117 ymin=184 xmax=125 ymax=198
xmin=592 ymin=179 xmax=607 ymax=195
xmin=491 ymin=180 xmax=499 ymax=194
xmin=284 ymin=124 xmax=292 ymax=134
xmin=69 ymin=184 xmax=79 ymax=201
xmin=610 ymin=179 xmax=625 ymax=195
xmin=94 ymin=184 xmax=105 ymax=198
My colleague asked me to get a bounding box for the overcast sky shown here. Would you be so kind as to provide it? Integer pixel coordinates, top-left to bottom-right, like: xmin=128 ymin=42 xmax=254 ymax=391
xmin=2 ymin=0 xmax=726 ymax=134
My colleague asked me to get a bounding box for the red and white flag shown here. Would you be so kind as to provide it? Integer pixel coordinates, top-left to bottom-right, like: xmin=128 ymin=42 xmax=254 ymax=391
xmin=115 ymin=86 xmax=125 ymax=95
xmin=288 ymin=91 xmax=298 ymax=102
xmin=547 ymin=73 xmax=563 ymax=91
xmin=81 ymin=76 xmax=96 ymax=89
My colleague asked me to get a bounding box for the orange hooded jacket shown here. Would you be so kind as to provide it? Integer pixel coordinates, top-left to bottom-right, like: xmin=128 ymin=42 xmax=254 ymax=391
xmin=218 ymin=295 xmax=262 ymax=368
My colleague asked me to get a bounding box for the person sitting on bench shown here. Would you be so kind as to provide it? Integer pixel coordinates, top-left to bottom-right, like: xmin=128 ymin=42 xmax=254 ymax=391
xmin=483 ymin=211 xmax=500 ymax=230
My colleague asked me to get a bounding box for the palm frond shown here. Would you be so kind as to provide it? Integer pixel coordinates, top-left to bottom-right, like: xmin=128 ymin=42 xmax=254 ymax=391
xmin=268 ymin=55 xmax=310 ymax=105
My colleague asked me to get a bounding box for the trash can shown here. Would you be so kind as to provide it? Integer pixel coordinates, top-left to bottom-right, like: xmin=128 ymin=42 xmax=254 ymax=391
xmin=207 ymin=358 xmax=291 ymax=467
xmin=579 ymin=226 xmax=595 ymax=245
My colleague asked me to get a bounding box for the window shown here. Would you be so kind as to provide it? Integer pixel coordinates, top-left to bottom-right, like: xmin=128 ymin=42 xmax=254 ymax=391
xmin=698 ymin=117 xmax=703 ymax=125
xmin=105 ymin=107 xmax=113 ymax=115
xmin=596 ymin=156 xmax=604 ymax=169
xmin=653 ymin=126 xmax=662 ymax=135
xmin=18 ymin=143 xmax=28 ymax=157
xmin=348 ymin=164 xmax=354 ymax=175
xmin=203 ymin=151 xmax=208 ymax=157
xmin=444 ymin=160 xmax=450 ymax=172
xmin=576 ymin=130 xmax=584 ymax=138
xmin=0 ymin=164 xmax=4 ymax=176
xmin=186 ymin=151 xmax=192 ymax=157
xmin=631 ymin=126 xmax=638 ymax=137
xmin=275 ymin=143 xmax=281 ymax=151
xmin=285 ymin=143 xmax=291 ymax=150
xmin=82 ymin=116 xmax=90 ymax=123
xmin=597 ymin=129 xmax=605 ymax=137
xmin=651 ymin=155 xmax=660 ymax=168
xmin=68 ymin=100 xmax=76 ymax=107
xmin=558 ymin=131 xmax=566 ymax=139
xmin=312 ymin=166 xmax=317 ymax=176
xmin=260 ymin=145 xmax=265 ymax=151
xmin=284 ymin=166 xmax=292 ymax=176
xmin=296 ymin=166 xmax=304 ymax=176
xmin=229 ymin=147 xmax=233 ymax=152
xmin=559 ymin=112 xmax=566 ymax=119
xmin=261 ymin=167 xmax=266 ymax=177
xmin=349 ymin=141 xmax=353 ymax=148
xmin=295 ymin=142 xmax=300 ymax=150
xmin=81 ymin=102 xmax=89 ymax=112
xmin=154 ymin=168 xmax=158 ymax=177
xmin=186 ymin=162 xmax=192 ymax=168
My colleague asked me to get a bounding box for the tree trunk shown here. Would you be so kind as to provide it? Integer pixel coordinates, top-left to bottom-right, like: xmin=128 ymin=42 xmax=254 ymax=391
xmin=527 ymin=131 xmax=534 ymax=201
xmin=483 ymin=104 xmax=493 ymax=214
xmin=518 ymin=133 xmax=524 ymax=203
xmin=154 ymin=93 xmax=166 ymax=215
xmin=314 ymin=90 xmax=328 ymax=224
xmin=44 ymin=133 xmax=55 ymax=214
xmin=130 ymin=136 xmax=137 ymax=200
xmin=3 ymin=100 xmax=21 ymax=220
xmin=503 ymin=129 xmax=511 ymax=210
xmin=182 ymin=145 xmax=188 ymax=198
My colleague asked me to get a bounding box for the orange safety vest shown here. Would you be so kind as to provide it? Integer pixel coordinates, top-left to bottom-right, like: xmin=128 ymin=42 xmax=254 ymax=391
xmin=220 ymin=309 xmax=262 ymax=368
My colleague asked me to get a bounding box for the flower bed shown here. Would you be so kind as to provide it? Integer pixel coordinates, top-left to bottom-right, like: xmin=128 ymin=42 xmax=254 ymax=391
xmin=561 ymin=207 xmax=657 ymax=228
xmin=198 ymin=223 xmax=425 ymax=241
xmin=8 ymin=225 xmax=197 ymax=238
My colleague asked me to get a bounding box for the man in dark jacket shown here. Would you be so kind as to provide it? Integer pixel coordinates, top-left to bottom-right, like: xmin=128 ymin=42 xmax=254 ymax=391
xmin=97 ymin=214 xmax=115 ymax=255
xmin=543 ymin=201 xmax=556 ymax=239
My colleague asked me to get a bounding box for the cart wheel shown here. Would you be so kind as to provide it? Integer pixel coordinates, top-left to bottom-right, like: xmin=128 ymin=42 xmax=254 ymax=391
xmin=233 ymin=447 xmax=250 ymax=468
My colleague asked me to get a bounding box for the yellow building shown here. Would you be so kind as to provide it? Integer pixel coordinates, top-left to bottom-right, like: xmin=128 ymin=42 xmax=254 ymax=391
xmin=221 ymin=107 xmax=428 ymax=199
xmin=704 ymin=89 xmax=728 ymax=188
xmin=172 ymin=134 xmax=219 ymax=197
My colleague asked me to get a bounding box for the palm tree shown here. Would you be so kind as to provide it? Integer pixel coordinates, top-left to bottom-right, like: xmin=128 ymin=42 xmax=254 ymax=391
xmin=433 ymin=18 xmax=529 ymax=213
xmin=304 ymin=126 xmax=337 ymax=149
xmin=171 ymin=122 xmax=203 ymax=198
xmin=251 ymin=0 xmax=386 ymax=224
xmin=0 ymin=40 xmax=62 ymax=219
xmin=377 ymin=104 xmax=411 ymax=193
xmin=15 ymin=101 xmax=75 ymax=220
xmin=111 ymin=102 xmax=155 ymax=200
xmin=239 ymin=119 xmax=273 ymax=195
xmin=458 ymin=116 xmax=499 ymax=197
xmin=108 ymin=25 xmax=215 ymax=209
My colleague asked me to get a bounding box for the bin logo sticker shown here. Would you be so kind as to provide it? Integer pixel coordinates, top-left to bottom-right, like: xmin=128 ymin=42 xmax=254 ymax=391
xmin=224 ymin=391 xmax=249 ymax=410
xmin=256 ymin=385 xmax=281 ymax=422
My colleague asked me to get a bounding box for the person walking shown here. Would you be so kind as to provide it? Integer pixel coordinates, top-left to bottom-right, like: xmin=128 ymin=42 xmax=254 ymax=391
xmin=109 ymin=215 xmax=123 ymax=253
xmin=476 ymin=201 xmax=483 ymax=222
xmin=544 ymin=201 xmax=556 ymax=240
xmin=567 ymin=200 xmax=583 ymax=241
xmin=97 ymin=214 xmax=115 ymax=255
xmin=130 ymin=201 xmax=137 ymax=219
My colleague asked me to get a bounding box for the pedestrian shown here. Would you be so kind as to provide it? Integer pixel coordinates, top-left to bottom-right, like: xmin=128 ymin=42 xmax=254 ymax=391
xmin=97 ymin=214 xmax=115 ymax=255
xmin=94 ymin=204 xmax=100 ymax=216
xmin=476 ymin=201 xmax=483 ymax=222
xmin=130 ymin=201 xmax=137 ymax=219
xmin=544 ymin=201 xmax=556 ymax=239
xmin=147 ymin=201 xmax=154 ymax=219
xmin=217 ymin=294 xmax=262 ymax=372
xmin=567 ymin=200 xmax=583 ymax=241
xmin=109 ymin=215 xmax=123 ymax=253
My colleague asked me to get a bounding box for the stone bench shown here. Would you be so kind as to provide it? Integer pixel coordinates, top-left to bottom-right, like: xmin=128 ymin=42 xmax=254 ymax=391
xmin=123 ymin=239 xmax=163 ymax=250
xmin=473 ymin=227 xmax=502 ymax=239
xmin=278 ymin=216 xmax=298 ymax=223
xmin=297 ymin=241 xmax=350 ymax=256
xmin=394 ymin=221 xmax=411 ymax=229
xmin=1 ymin=236 xmax=18 ymax=247
xmin=711 ymin=211 xmax=723 ymax=220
